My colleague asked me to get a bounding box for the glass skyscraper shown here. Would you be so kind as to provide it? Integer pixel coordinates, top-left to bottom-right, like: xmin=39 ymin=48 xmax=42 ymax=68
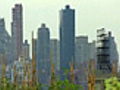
xmin=60 ymin=5 xmax=75 ymax=80
xmin=37 ymin=24 xmax=50 ymax=87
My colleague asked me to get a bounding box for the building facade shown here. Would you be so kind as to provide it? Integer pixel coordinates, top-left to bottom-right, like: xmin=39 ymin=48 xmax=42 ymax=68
xmin=11 ymin=4 xmax=23 ymax=61
xmin=0 ymin=18 xmax=12 ymax=65
xmin=60 ymin=5 xmax=75 ymax=80
xmin=75 ymin=36 xmax=96 ymax=89
xmin=97 ymin=28 xmax=118 ymax=72
xmin=22 ymin=40 xmax=30 ymax=60
xmin=75 ymin=36 xmax=96 ymax=68
xmin=37 ymin=24 xmax=51 ymax=86
xmin=50 ymin=39 xmax=60 ymax=73
xmin=11 ymin=55 xmax=31 ymax=84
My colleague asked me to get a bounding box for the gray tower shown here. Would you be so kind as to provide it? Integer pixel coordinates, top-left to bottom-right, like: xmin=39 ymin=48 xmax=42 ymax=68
xmin=11 ymin=4 xmax=23 ymax=60
xmin=37 ymin=24 xmax=50 ymax=87
xmin=60 ymin=5 xmax=75 ymax=80
xmin=0 ymin=18 xmax=12 ymax=65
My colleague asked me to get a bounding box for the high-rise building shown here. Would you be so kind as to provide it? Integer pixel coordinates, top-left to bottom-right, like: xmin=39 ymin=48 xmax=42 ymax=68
xmin=0 ymin=18 xmax=12 ymax=65
xmin=60 ymin=5 xmax=75 ymax=80
xmin=37 ymin=24 xmax=50 ymax=86
xmin=11 ymin=4 xmax=23 ymax=60
xmin=50 ymin=39 xmax=60 ymax=73
xmin=75 ymin=36 xmax=96 ymax=68
xmin=97 ymin=28 xmax=118 ymax=72
xmin=22 ymin=40 xmax=30 ymax=60
xmin=75 ymin=36 xmax=96 ymax=88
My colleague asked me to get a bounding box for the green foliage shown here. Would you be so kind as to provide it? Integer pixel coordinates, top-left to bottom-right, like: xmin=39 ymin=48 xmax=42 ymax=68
xmin=0 ymin=68 xmax=84 ymax=90
xmin=48 ymin=79 xmax=83 ymax=90
xmin=104 ymin=77 xmax=120 ymax=90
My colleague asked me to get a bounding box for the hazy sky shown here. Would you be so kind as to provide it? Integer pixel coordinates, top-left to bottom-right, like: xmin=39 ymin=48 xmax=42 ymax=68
xmin=0 ymin=0 xmax=120 ymax=59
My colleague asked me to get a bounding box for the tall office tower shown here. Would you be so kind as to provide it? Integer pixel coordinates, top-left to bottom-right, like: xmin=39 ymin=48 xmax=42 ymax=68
xmin=11 ymin=4 xmax=23 ymax=61
xmin=97 ymin=28 xmax=118 ymax=72
xmin=22 ymin=40 xmax=30 ymax=60
xmin=60 ymin=5 xmax=75 ymax=80
xmin=37 ymin=24 xmax=50 ymax=87
xmin=50 ymin=39 xmax=60 ymax=73
xmin=0 ymin=18 xmax=12 ymax=65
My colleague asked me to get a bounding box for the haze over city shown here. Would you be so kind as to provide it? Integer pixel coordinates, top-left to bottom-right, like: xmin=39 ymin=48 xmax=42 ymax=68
xmin=0 ymin=0 xmax=120 ymax=60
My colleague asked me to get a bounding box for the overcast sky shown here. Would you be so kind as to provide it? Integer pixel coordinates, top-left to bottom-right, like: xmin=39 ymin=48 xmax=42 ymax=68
xmin=0 ymin=0 xmax=120 ymax=59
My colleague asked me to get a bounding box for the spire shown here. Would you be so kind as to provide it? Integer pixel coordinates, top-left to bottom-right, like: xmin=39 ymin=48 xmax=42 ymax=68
xmin=65 ymin=5 xmax=70 ymax=9
xmin=41 ymin=23 xmax=46 ymax=28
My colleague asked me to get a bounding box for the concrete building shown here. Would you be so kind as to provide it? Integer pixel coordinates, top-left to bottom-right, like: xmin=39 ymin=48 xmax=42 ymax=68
xmin=109 ymin=32 xmax=119 ymax=64
xmin=11 ymin=55 xmax=31 ymax=84
xmin=11 ymin=4 xmax=23 ymax=61
xmin=50 ymin=39 xmax=60 ymax=73
xmin=97 ymin=28 xmax=118 ymax=72
xmin=0 ymin=18 xmax=12 ymax=65
xmin=75 ymin=36 xmax=96 ymax=89
xmin=37 ymin=24 xmax=50 ymax=87
xmin=60 ymin=5 xmax=75 ymax=80
xmin=75 ymin=36 xmax=96 ymax=68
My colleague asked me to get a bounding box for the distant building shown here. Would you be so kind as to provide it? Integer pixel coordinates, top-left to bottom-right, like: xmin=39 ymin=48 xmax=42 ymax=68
xmin=75 ymin=36 xmax=96 ymax=68
xmin=22 ymin=40 xmax=30 ymax=60
xmin=11 ymin=55 xmax=31 ymax=84
xmin=97 ymin=28 xmax=118 ymax=72
xmin=0 ymin=18 xmax=12 ymax=65
xmin=75 ymin=36 xmax=96 ymax=88
xmin=50 ymin=39 xmax=60 ymax=73
xmin=11 ymin=4 xmax=23 ymax=61
xmin=109 ymin=32 xmax=119 ymax=64
xmin=37 ymin=24 xmax=50 ymax=86
xmin=60 ymin=5 xmax=75 ymax=80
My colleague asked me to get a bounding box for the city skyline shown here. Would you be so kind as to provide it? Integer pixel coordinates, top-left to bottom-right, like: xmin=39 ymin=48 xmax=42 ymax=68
xmin=0 ymin=1 xmax=119 ymax=89
xmin=0 ymin=0 xmax=120 ymax=60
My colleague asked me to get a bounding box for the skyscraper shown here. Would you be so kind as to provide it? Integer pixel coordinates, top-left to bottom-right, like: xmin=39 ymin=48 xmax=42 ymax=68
xmin=37 ymin=24 xmax=50 ymax=86
xmin=60 ymin=5 xmax=75 ymax=80
xmin=11 ymin=4 xmax=23 ymax=60
xmin=0 ymin=18 xmax=12 ymax=64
